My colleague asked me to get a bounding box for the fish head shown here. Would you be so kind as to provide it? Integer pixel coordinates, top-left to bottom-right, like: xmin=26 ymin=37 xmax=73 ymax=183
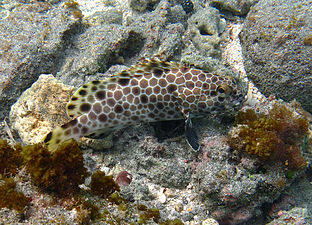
xmin=196 ymin=74 xmax=248 ymax=117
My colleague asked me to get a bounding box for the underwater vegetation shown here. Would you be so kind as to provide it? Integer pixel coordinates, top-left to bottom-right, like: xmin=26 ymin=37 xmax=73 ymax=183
xmin=228 ymin=104 xmax=309 ymax=169
xmin=90 ymin=170 xmax=120 ymax=198
xmin=0 ymin=137 xmax=186 ymax=223
xmin=0 ymin=139 xmax=87 ymax=213
xmin=0 ymin=139 xmax=23 ymax=176
xmin=0 ymin=139 xmax=87 ymax=197
xmin=0 ymin=176 xmax=31 ymax=212
xmin=21 ymin=139 xmax=88 ymax=196
xmin=64 ymin=0 xmax=83 ymax=19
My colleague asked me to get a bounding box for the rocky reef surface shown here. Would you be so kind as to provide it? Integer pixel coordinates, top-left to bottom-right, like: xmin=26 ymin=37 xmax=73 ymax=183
xmin=240 ymin=0 xmax=312 ymax=113
xmin=1 ymin=0 xmax=312 ymax=224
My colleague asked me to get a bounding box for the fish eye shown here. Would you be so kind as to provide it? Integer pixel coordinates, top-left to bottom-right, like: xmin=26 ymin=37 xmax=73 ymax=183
xmin=216 ymin=84 xmax=233 ymax=97
xmin=217 ymin=86 xmax=225 ymax=94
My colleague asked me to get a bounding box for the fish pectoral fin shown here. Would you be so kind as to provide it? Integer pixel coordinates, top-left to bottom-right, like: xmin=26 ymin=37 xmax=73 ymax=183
xmin=185 ymin=114 xmax=200 ymax=152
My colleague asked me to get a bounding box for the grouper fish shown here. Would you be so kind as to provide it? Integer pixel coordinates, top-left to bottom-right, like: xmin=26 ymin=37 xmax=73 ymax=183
xmin=44 ymin=58 xmax=247 ymax=152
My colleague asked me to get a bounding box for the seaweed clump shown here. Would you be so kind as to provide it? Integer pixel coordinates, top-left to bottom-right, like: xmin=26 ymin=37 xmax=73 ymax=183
xmin=90 ymin=170 xmax=120 ymax=198
xmin=228 ymin=104 xmax=309 ymax=169
xmin=21 ymin=139 xmax=88 ymax=196
xmin=65 ymin=0 xmax=83 ymax=19
xmin=0 ymin=177 xmax=31 ymax=212
xmin=138 ymin=206 xmax=161 ymax=224
xmin=0 ymin=139 xmax=23 ymax=176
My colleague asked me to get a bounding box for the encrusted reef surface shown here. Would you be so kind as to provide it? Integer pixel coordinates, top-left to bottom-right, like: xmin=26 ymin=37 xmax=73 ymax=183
xmin=1 ymin=0 xmax=312 ymax=224
xmin=240 ymin=0 xmax=312 ymax=113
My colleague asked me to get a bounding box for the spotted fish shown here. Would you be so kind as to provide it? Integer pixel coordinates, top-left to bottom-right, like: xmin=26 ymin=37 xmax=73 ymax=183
xmin=44 ymin=58 xmax=247 ymax=152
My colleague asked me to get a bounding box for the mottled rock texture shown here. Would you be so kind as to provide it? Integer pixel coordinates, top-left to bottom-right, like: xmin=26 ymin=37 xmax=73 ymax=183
xmin=0 ymin=1 xmax=80 ymax=121
xmin=240 ymin=0 xmax=312 ymax=113
xmin=9 ymin=75 xmax=74 ymax=145
xmin=208 ymin=0 xmax=258 ymax=16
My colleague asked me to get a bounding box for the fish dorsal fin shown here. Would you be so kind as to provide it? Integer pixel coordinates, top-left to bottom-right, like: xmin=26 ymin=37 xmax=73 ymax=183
xmin=112 ymin=58 xmax=179 ymax=78
xmin=66 ymin=58 xmax=179 ymax=118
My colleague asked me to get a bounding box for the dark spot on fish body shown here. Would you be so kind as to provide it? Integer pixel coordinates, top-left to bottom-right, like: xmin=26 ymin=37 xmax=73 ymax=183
xmin=67 ymin=104 xmax=75 ymax=110
xmin=73 ymin=127 xmax=79 ymax=134
xmin=114 ymin=105 xmax=123 ymax=113
xmin=154 ymin=86 xmax=161 ymax=94
xmin=114 ymin=90 xmax=123 ymax=100
xmin=164 ymin=95 xmax=170 ymax=101
xmin=167 ymin=84 xmax=177 ymax=93
xmin=109 ymin=112 xmax=115 ymax=119
xmin=93 ymin=103 xmax=102 ymax=114
xmin=211 ymin=91 xmax=217 ymax=97
xmin=185 ymin=73 xmax=192 ymax=80
xmin=92 ymin=81 xmax=100 ymax=85
xmin=202 ymin=83 xmax=209 ymax=90
xmin=44 ymin=132 xmax=52 ymax=143
xmin=153 ymin=68 xmax=163 ymax=77
xmin=107 ymin=98 xmax=116 ymax=107
xmin=132 ymin=87 xmax=140 ymax=95
xmin=166 ymin=74 xmax=175 ymax=82
xmin=198 ymin=74 xmax=205 ymax=81
xmin=79 ymin=90 xmax=87 ymax=96
xmin=140 ymin=95 xmax=148 ymax=103
xmin=218 ymin=97 xmax=225 ymax=102
xmin=88 ymin=112 xmax=97 ymax=121
xmin=80 ymin=103 xmax=91 ymax=112
xmin=159 ymin=113 xmax=166 ymax=118
xmin=148 ymin=113 xmax=155 ymax=118
xmin=123 ymin=102 xmax=130 ymax=109
xmin=61 ymin=123 xmax=70 ymax=129
xmin=91 ymin=86 xmax=97 ymax=92
xmin=132 ymin=116 xmax=139 ymax=120
xmin=81 ymin=127 xmax=89 ymax=134
xmin=156 ymin=102 xmax=164 ymax=109
xmin=80 ymin=115 xmax=88 ymax=124
xmin=186 ymin=81 xmax=194 ymax=89
xmin=108 ymin=84 xmax=117 ymax=91
xmin=118 ymin=78 xmax=130 ymax=86
xmin=99 ymin=114 xmax=107 ymax=122
xmin=124 ymin=111 xmax=131 ymax=117
xmin=69 ymin=118 xmax=78 ymax=126
xmin=181 ymin=66 xmax=190 ymax=73
xmin=198 ymin=102 xmax=206 ymax=108
xmin=96 ymin=91 xmax=106 ymax=100
xmin=71 ymin=97 xmax=78 ymax=101
xmin=186 ymin=96 xmax=195 ymax=102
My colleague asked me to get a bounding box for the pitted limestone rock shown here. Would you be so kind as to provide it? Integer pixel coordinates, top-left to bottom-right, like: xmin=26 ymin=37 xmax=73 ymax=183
xmin=187 ymin=7 xmax=226 ymax=57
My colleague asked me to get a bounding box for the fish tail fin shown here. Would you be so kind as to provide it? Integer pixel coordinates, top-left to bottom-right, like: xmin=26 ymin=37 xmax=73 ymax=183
xmin=43 ymin=119 xmax=80 ymax=152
